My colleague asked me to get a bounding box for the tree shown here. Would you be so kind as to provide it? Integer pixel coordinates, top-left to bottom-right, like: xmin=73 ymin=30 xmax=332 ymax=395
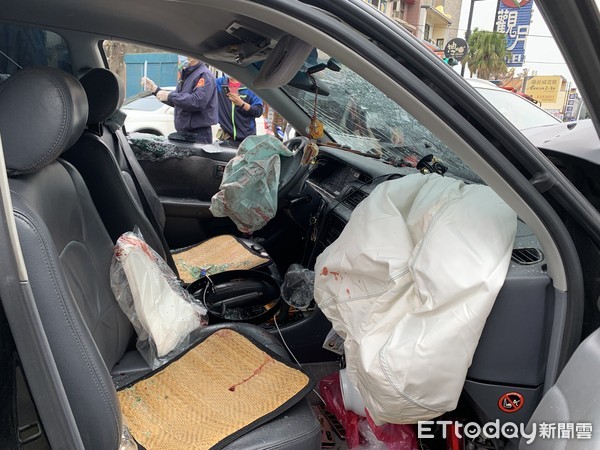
xmin=102 ymin=41 xmax=165 ymax=84
xmin=464 ymin=29 xmax=510 ymax=80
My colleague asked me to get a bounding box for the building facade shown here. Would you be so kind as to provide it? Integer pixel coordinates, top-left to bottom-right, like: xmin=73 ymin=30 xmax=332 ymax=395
xmin=363 ymin=0 xmax=463 ymax=49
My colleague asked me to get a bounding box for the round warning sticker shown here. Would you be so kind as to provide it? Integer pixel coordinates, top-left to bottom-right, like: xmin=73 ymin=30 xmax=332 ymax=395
xmin=498 ymin=392 xmax=524 ymax=413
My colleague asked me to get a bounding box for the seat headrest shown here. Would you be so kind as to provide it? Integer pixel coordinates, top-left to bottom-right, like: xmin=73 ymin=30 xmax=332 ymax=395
xmin=0 ymin=67 xmax=88 ymax=176
xmin=79 ymin=68 xmax=124 ymax=126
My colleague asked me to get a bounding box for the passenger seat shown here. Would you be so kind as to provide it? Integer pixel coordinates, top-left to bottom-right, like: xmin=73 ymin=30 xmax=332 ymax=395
xmin=63 ymin=68 xmax=274 ymax=282
xmin=2 ymin=67 xmax=319 ymax=450
xmin=520 ymin=328 xmax=600 ymax=449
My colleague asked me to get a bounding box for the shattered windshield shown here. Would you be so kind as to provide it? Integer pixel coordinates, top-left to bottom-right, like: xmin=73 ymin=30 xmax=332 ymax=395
xmin=281 ymin=50 xmax=480 ymax=182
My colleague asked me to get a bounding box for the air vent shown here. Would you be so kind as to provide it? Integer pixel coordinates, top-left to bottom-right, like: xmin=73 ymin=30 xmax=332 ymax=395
xmin=511 ymin=248 xmax=544 ymax=265
xmin=342 ymin=187 xmax=368 ymax=210
xmin=357 ymin=172 xmax=372 ymax=183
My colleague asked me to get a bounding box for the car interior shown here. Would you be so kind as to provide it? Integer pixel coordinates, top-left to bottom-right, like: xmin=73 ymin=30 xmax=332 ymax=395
xmin=0 ymin=1 xmax=599 ymax=449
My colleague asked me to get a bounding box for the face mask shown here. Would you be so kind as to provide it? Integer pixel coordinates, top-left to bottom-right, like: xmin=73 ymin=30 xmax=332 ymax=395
xmin=178 ymin=56 xmax=189 ymax=70
xmin=228 ymin=80 xmax=241 ymax=94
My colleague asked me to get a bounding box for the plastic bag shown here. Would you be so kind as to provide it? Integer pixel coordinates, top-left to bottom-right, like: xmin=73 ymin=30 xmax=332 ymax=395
xmin=319 ymin=373 xmax=418 ymax=449
xmin=281 ymin=264 xmax=315 ymax=310
xmin=210 ymin=135 xmax=292 ymax=233
xmin=356 ymin=420 xmax=388 ymax=450
xmin=320 ymin=372 xmax=362 ymax=448
xmin=362 ymin=414 xmax=419 ymax=450
xmin=110 ymin=230 xmax=208 ymax=368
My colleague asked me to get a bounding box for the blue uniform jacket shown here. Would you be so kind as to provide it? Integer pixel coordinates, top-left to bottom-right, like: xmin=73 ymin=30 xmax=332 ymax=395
xmin=215 ymin=77 xmax=264 ymax=140
xmin=166 ymin=62 xmax=217 ymax=131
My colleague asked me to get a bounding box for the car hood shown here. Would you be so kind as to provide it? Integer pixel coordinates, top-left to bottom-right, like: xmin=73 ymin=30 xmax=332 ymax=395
xmin=522 ymin=119 xmax=600 ymax=165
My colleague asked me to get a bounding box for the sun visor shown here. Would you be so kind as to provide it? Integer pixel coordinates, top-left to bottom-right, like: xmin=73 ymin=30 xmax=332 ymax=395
xmin=253 ymin=35 xmax=314 ymax=89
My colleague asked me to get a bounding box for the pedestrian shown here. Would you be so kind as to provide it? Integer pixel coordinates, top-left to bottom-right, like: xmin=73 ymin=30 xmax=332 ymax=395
xmin=215 ymin=75 xmax=264 ymax=144
xmin=142 ymin=57 xmax=217 ymax=144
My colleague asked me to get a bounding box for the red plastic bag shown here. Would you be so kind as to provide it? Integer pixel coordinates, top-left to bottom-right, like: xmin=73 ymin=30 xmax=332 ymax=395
xmin=319 ymin=372 xmax=362 ymax=447
xmin=365 ymin=412 xmax=418 ymax=450
xmin=319 ymin=372 xmax=418 ymax=449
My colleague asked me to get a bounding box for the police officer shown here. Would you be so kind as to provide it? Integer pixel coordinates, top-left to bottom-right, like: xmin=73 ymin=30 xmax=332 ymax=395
xmin=215 ymin=76 xmax=264 ymax=144
xmin=142 ymin=58 xmax=217 ymax=144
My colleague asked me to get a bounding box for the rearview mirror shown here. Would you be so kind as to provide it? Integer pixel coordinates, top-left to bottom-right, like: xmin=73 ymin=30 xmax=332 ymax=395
xmin=286 ymin=57 xmax=342 ymax=96
xmin=287 ymin=71 xmax=330 ymax=96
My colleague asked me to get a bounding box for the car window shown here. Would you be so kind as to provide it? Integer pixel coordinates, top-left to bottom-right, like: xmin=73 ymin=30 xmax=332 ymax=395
xmin=104 ymin=40 xmax=282 ymax=137
xmin=578 ymin=102 xmax=591 ymax=120
xmin=281 ymin=49 xmax=481 ymax=183
xmin=102 ymin=41 xmax=179 ymax=98
xmin=475 ymin=87 xmax=560 ymax=130
xmin=0 ymin=23 xmax=71 ymax=75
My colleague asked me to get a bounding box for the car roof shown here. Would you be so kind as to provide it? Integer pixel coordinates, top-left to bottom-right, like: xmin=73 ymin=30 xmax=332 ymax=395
xmin=123 ymin=87 xmax=176 ymax=106
xmin=464 ymin=78 xmax=503 ymax=90
xmin=1 ymin=1 xmax=286 ymax=67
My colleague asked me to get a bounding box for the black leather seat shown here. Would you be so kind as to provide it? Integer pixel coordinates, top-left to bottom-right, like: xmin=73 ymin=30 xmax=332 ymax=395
xmin=63 ymin=68 xmax=275 ymax=282
xmin=62 ymin=68 xmax=173 ymax=267
xmin=2 ymin=67 xmax=319 ymax=449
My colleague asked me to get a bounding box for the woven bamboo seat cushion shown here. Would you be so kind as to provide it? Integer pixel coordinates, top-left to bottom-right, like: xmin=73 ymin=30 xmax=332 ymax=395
xmin=173 ymin=235 xmax=270 ymax=284
xmin=118 ymin=328 xmax=312 ymax=450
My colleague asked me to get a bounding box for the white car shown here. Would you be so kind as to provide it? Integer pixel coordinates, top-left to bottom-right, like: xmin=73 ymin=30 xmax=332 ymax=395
xmin=122 ymin=89 xmax=176 ymax=136
xmin=466 ymin=78 xmax=561 ymax=130
xmin=123 ymin=89 xmax=266 ymax=138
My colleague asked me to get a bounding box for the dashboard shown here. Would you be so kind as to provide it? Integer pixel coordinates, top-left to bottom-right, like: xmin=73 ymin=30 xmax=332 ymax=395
xmin=288 ymin=145 xmax=554 ymax=426
xmin=314 ymin=164 xmax=371 ymax=197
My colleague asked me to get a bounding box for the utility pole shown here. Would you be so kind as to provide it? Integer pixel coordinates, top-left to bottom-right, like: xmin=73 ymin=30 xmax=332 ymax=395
xmin=522 ymin=74 xmax=529 ymax=92
xmin=461 ymin=0 xmax=484 ymax=77
xmin=461 ymin=0 xmax=498 ymax=77
xmin=492 ymin=0 xmax=500 ymax=32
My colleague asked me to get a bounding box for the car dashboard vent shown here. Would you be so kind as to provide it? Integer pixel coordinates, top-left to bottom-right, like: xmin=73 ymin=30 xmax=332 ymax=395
xmin=342 ymin=187 xmax=368 ymax=210
xmin=511 ymin=248 xmax=544 ymax=265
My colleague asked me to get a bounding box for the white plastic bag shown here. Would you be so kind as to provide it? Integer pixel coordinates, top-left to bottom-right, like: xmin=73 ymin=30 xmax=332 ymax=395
xmin=110 ymin=230 xmax=207 ymax=368
xmin=314 ymin=174 xmax=517 ymax=424
xmin=281 ymin=264 xmax=315 ymax=310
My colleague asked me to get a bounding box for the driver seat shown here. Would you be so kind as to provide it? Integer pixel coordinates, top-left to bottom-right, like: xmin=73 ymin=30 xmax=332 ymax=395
xmin=62 ymin=68 xmax=274 ymax=283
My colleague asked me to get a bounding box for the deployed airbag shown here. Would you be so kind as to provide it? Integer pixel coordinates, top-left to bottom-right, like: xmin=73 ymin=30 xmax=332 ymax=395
xmin=314 ymin=173 xmax=517 ymax=424
xmin=210 ymin=135 xmax=292 ymax=233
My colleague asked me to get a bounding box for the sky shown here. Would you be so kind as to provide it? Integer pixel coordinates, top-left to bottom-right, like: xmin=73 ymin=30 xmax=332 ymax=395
xmin=454 ymin=0 xmax=574 ymax=83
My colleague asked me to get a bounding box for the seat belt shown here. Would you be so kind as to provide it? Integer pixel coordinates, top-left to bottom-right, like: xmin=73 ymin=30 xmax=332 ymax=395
xmin=114 ymin=130 xmax=179 ymax=275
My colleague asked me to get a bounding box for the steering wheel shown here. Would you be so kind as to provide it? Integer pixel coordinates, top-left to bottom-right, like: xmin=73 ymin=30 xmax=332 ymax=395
xmin=278 ymin=136 xmax=311 ymax=201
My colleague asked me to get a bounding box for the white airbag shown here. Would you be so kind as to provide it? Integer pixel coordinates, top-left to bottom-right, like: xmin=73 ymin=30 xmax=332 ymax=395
xmin=314 ymin=173 xmax=517 ymax=424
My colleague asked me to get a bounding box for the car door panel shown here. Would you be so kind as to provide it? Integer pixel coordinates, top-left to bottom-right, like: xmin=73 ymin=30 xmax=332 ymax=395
xmin=132 ymin=138 xmax=238 ymax=247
